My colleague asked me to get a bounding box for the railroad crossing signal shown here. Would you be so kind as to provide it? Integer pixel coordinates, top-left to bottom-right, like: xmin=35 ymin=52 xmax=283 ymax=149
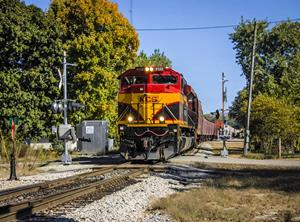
xmin=51 ymin=101 xmax=85 ymax=113
xmin=51 ymin=102 xmax=63 ymax=113
xmin=68 ymin=102 xmax=85 ymax=112
xmin=216 ymin=109 xmax=220 ymax=119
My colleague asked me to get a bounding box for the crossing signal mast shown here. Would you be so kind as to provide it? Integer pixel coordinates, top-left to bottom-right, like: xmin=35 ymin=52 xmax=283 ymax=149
xmin=51 ymin=51 xmax=84 ymax=165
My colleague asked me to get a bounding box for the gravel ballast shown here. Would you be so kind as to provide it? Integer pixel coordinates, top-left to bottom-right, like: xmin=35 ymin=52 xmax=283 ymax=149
xmin=0 ymin=168 xmax=92 ymax=191
xmin=63 ymin=175 xmax=184 ymax=222
xmin=0 ymin=164 xmax=208 ymax=222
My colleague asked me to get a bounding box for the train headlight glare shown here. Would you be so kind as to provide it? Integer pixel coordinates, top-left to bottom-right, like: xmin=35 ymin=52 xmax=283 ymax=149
xmin=149 ymin=67 xmax=154 ymax=72
xmin=159 ymin=116 xmax=165 ymax=122
xmin=128 ymin=116 xmax=133 ymax=122
xmin=145 ymin=67 xmax=150 ymax=72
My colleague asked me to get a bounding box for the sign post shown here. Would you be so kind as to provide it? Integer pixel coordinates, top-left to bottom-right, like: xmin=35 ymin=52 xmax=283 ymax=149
xmin=9 ymin=117 xmax=17 ymax=180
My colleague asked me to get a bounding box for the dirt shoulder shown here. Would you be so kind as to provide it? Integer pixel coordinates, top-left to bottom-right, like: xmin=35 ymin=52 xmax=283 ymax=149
xmin=168 ymin=155 xmax=300 ymax=170
xmin=168 ymin=140 xmax=300 ymax=170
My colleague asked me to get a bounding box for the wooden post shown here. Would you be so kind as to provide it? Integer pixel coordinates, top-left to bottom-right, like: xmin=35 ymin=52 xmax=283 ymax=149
xmin=278 ymin=137 xmax=282 ymax=159
xmin=9 ymin=118 xmax=17 ymax=180
xmin=244 ymin=20 xmax=257 ymax=155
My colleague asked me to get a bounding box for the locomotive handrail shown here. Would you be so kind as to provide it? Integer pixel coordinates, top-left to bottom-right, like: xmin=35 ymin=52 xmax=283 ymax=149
xmin=188 ymin=114 xmax=196 ymax=126
xmin=164 ymin=104 xmax=178 ymax=120
xmin=118 ymin=106 xmax=129 ymax=122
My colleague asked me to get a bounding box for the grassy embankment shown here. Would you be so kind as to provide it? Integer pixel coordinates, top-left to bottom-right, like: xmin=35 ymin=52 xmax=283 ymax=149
xmin=151 ymin=168 xmax=300 ymax=222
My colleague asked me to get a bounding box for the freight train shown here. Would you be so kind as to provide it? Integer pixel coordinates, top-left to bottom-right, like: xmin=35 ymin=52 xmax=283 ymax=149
xmin=117 ymin=67 xmax=217 ymax=161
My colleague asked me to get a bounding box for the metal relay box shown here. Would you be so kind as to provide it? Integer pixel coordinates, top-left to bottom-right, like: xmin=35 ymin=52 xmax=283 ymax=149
xmin=76 ymin=120 xmax=108 ymax=155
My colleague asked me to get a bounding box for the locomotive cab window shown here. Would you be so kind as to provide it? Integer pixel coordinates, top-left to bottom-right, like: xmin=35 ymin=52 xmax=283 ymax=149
xmin=152 ymin=75 xmax=177 ymax=84
xmin=121 ymin=76 xmax=147 ymax=85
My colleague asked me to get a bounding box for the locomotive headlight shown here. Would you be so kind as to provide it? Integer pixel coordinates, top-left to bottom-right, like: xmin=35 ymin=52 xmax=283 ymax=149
xmin=159 ymin=116 xmax=165 ymax=123
xmin=145 ymin=67 xmax=150 ymax=72
xmin=149 ymin=67 xmax=154 ymax=72
xmin=128 ymin=116 xmax=133 ymax=122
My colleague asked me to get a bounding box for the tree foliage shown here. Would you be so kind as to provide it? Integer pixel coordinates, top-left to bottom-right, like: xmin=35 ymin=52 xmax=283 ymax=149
xmin=247 ymin=94 xmax=298 ymax=153
xmin=229 ymin=20 xmax=300 ymax=124
xmin=134 ymin=49 xmax=172 ymax=67
xmin=229 ymin=20 xmax=300 ymax=153
xmin=49 ymin=0 xmax=139 ymax=137
xmin=0 ymin=0 xmax=62 ymax=140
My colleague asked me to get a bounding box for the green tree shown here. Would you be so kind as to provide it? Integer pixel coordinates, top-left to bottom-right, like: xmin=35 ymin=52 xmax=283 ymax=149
xmin=49 ymin=0 xmax=139 ymax=137
xmin=134 ymin=49 xmax=172 ymax=67
xmin=229 ymin=20 xmax=300 ymax=126
xmin=0 ymin=0 xmax=62 ymax=140
xmin=248 ymin=94 xmax=297 ymax=154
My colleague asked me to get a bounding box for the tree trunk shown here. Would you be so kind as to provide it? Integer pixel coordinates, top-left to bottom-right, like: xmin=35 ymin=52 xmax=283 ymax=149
xmin=278 ymin=137 xmax=282 ymax=159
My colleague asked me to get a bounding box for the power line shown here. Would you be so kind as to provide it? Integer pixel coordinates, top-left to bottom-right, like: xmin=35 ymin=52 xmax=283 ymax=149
xmin=136 ymin=17 xmax=300 ymax=32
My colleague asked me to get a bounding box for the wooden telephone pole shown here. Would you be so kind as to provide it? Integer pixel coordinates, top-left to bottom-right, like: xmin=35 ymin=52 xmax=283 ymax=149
xmin=221 ymin=72 xmax=228 ymax=122
xmin=244 ymin=20 xmax=257 ymax=155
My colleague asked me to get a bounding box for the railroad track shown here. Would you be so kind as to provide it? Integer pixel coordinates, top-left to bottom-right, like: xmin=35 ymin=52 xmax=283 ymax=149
xmin=0 ymin=164 xmax=164 ymax=222
xmin=0 ymin=167 xmax=114 ymax=204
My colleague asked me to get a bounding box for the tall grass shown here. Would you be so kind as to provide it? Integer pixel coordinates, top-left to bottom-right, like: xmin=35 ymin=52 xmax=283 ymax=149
xmin=0 ymin=132 xmax=57 ymax=176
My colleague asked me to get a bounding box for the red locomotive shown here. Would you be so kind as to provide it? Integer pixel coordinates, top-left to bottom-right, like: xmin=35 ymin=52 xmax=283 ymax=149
xmin=117 ymin=67 xmax=217 ymax=160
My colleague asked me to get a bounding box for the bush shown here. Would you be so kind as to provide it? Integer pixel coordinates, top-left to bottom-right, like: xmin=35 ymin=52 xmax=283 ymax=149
xmin=247 ymin=94 xmax=299 ymax=155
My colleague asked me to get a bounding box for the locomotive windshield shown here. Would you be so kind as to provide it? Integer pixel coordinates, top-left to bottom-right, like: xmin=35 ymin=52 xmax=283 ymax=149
xmin=121 ymin=76 xmax=147 ymax=85
xmin=152 ymin=75 xmax=177 ymax=84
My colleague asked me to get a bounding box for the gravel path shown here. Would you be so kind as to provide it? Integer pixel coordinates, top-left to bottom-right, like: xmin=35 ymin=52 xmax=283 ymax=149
xmin=0 ymin=168 xmax=92 ymax=191
xmin=169 ymin=155 xmax=300 ymax=168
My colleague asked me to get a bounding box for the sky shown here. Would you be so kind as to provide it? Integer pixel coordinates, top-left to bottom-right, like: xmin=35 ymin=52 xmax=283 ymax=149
xmin=24 ymin=0 xmax=300 ymax=113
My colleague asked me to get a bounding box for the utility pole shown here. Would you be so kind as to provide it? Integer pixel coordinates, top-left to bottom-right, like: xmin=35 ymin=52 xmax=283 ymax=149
xmin=221 ymin=72 xmax=225 ymax=121
xmin=220 ymin=72 xmax=229 ymax=157
xmin=221 ymin=72 xmax=228 ymax=123
xmin=244 ymin=20 xmax=257 ymax=155
xmin=130 ymin=0 xmax=133 ymax=24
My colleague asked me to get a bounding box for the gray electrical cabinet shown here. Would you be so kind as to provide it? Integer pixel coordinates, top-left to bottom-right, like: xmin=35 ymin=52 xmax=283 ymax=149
xmin=76 ymin=120 xmax=108 ymax=155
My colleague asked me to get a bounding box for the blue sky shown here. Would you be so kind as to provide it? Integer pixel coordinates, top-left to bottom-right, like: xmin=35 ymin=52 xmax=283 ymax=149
xmin=24 ymin=0 xmax=300 ymax=113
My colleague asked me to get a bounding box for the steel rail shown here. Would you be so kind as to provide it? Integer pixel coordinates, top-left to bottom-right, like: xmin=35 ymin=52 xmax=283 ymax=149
xmin=0 ymin=167 xmax=115 ymax=203
xmin=0 ymin=168 xmax=147 ymax=222
xmin=0 ymin=162 xmax=166 ymax=204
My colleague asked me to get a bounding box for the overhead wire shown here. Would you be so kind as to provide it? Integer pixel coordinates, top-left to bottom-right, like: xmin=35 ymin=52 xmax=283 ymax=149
xmin=136 ymin=17 xmax=300 ymax=32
